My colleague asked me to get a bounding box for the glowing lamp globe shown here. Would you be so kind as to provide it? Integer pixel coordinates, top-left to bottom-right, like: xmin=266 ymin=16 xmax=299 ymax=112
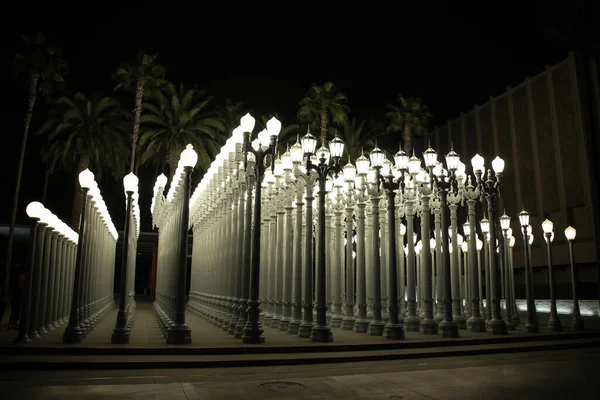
xmin=457 ymin=233 xmax=463 ymax=245
xmin=518 ymin=209 xmax=530 ymax=227
xmin=317 ymin=145 xmax=330 ymax=164
xmin=369 ymin=146 xmax=385 ymax=168
xmin=463 ymin=221 xmax=471 ymax=236
xmin=480 ymin=217 xmax=490 ymax=234
xmin=445 ymin=148 xmax=460 ymax=171
xmin=281 ymin=151 xmax=293 ymax=171
xmin=429 ymin=237 xmax=436 ymax=248
xmin=500 ymin=213 xmax=511 ymax=230
xmin=78 ymin=168 xmax=95 ymax=189
xmin=492 ymin=156 xmax=505 ymax=174
xmin=266 ymin=117 xmax=281 ymax=137
xmin=273 ymin=157 xmax=283 ymax=177
xmin=564 ymin=226 xmax=576 ymax=241
xmin=156 ymin=173 xmax=168 ymax=188
xmin=355 ymin=154 xmax=370 ymax=175
xmin=423 ymin=146 xmax=437 ymax=168
xmin=400 ymin=223 xmax=406 ymax=236
xmin=394 ymin=149 xmax=409 ymax=171
xmin=232 ymin=126 xmax=244 ymax=144
xmin=301 ymin=131 xmax=317 ymax=155
xmin=180 ymin=144 xmax=198 ymax=168
xmin=408 ymin=155 xmax=421 ymax=175
xmin=329 ymin=136 xmax=345 ymax=159
xmin=541 ymin=218 xmax=554 ymax=234
xmin=381 ymin=158 xmax=392 ymax=177
xmin=123 ymin=173 xmax=139 ymax=193
xmin=461 ymin=242 xmax=468 ymax=252
xmin=476 ymin=238 xmax=483 ymax=251
xmin=471 ymin=153 xmax=485 ymax=173
xmin=343 ymin=162 xmax=356 ymax=182
xmin=257 ymin=129 xmax=270 ymax=148
xmin=509 ymin=236 xmax=515 ymax=247
xmin=26 ymin=201 xmax=45 ymax=220
xmin=240 ymin=113 xmax=255 ymax=133
xmin=290 ymin=141 xmax=304 ymax=164
xmin=529 ymin=234 xmax=534 ymax=245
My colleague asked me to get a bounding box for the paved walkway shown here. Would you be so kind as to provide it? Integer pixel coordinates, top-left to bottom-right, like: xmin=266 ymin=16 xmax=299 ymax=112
xmin=1 ymin=299 xmax=599 ymax=350
xmin=2 ymin=347 xmax=599 ymax=399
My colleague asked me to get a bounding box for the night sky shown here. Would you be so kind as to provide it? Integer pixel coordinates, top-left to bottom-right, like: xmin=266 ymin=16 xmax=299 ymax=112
xmin=0 ymin=3 xmax=594 ymax=235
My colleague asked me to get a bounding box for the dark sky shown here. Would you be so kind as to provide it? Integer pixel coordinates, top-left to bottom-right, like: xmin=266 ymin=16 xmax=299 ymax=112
xmin=0 ymin=2 xmax=596 ymax=233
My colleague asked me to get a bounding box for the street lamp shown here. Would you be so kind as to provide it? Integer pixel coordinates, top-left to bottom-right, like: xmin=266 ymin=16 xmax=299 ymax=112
xmin=241 ymin=113 xmax=280 ymax=344
xmin=542 ymin=219 xmax=561 ymax=332
xmin=369 ymin=145 xmax=405 ymax=339
xmin=500 ymin=212 xmax=515 ymax=329
xmin=473 ymin=155 xmax=507 ymax=335
xmin=301 ymin=138 xmax=337 ymax=338
xmin=112 ymin=172 xmax=138 ymax=344
xmin=300 ymin=133 xmax=344 ymax=342
xmin=63 ymin=169 xmax=95 ymax=344
xmin=564 ymin=226 xmax=584 ymax=330
xmin=519 ymin=209 xmax=538 ymax=332
xmin=425 ymin=146 xmax=459 ymax=337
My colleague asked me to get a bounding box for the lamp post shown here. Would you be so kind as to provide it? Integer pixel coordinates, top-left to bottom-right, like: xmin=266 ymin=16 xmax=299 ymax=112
xmin=63 ymin=169 xmax=94 ymax=344
xmin=426 ymin=147 xmax=460 ymax=338
xmin=166 ymin=144 xmax=197 ymax=345
xmin=341 ymin=160 xmax=357 ymax=330
xmin=111 ymin=173 xmax=138 ymax=344
xmin=472 ymin=154 xmax=507 ymax=334
xmin=519 ymin=209 xmax=538 ymax=333
xmin=500 ymin=213 xmax=515 ymax=329
xmin=241 ymin=113 xmax=281 ymax=344
xmin=300 ymin=132 xmax=344 ymax=342
xmin=368 ymin=146 xmax=405 ymax=339
xmin=564 ymin=226 xmax=584 ymax=331
xmin=353 ymin=153 xmax=371 ymax=333
xmin=542 ymin=219 xmax=561 ymax=332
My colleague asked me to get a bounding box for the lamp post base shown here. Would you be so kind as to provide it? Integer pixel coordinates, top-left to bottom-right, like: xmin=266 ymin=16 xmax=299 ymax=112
xmin=366 ymin=321 xmax=385 ymax=336
xmin=331 ymin=315 xmax=343 ymax=328
xmin=383 ymin=323 xmax=405 ymax=340
xmin=353 ymin=319 xmax=369 ymax=333
xmin=404 ymin=316 xmax=421 ymax=332
xmin=548 ymin=316 xmax=563 ymax=332
xmin=487 ymin=318 xmax=508 ymax=335
xmin=571 ymin=317 xmax=584 ymax=331
xmin=14 ymin=334 xmax=32 ymax=344
xmin=297 ymin=322 xmax=314 ymax=338
xmin=466 ymin=316 xmax=486 ymax=332
xmin=167 ymin=324 xmax=192 ymax=345
xmin=287 ymin=320 xmax=301 ymax=335
xmin=454 ymin=314 xmax=467 ymax=329
xmin=63 ymin=326 xmax=83 ymax=344
xmin=111 ymin=327 xmax=131 ymax=344
xmin=439 ymin=320 xmax=459 ymax=338
xmin=420 ymin=318 xmax=439 ymax=334
xmin=279 ymin=318 xmax=290 ymax=331
xmin=341 ymin=317 xmax=356 ymax=330
xmin=524 ymin=320 xmax=539 ymax=333
xmin=242 ymin=330 xmax=265 ymax=344
xmin=309 ymin=326 xmax=333 ymax=342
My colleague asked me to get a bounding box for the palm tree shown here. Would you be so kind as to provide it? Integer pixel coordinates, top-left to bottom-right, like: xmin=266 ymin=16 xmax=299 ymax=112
xmin=137 ymin=82 xmax=227 ymax=177
xmin=337 ymin=117 xmax=386 ymax=161
xmin=112 ymin=50 xmax=166 ymax=173
xmin=217 ymin=98 xmax=246 ymax=135
xmin=297 ymin=81 xmax=349 ymax=144
xmin=385 ymin=96 xmax=433 ymax=154
xmin=37 ymin=92 xmax=130 ymax=229
xmin=2 ymin=33 xmax=69 ymax=312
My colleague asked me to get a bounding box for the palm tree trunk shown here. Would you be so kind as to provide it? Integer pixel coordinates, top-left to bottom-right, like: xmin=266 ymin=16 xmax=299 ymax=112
xmin=403 ymin=124 xmax=413 ymax=154
xmin=41 ymin=169 xmax=50 ymax=204
xmin=129 ymin=79 xmax=145 ymax=173
xmin=2 ymin=74 xmax=39 ymax=306
xmin=70 ymin=152 xmax=90 ymax=231
xmin=320 ymin=105 xmax=328 ymax=142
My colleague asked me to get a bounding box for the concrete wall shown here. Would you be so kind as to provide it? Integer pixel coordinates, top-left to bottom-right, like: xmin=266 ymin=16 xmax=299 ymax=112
xmin=431 ymin=52 xmax=599 ymax=298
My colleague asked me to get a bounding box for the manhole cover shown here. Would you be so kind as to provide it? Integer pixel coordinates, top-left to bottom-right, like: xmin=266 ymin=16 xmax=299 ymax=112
xmin=260 ymin=382 xmax=306 ymax=392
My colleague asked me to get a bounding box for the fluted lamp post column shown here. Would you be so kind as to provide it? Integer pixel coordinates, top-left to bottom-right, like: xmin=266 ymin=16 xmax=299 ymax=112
xmin=112 ymin=173 xmax=138 ymax=343
xmin=241 ymin=113 xmax=281 ymax=344
xmin=341 ymin=160 xmax=357 ymax=330
xmin=564 ymin=226 xmax=584 ymax=331
xmin=519 ymin=209 xmax=538 ymax=333
xmin=63 ymin=169 xmax=94 ymax=344
xmin=500 ymin=213 xmax=515 ymax=329
xmin=472 ymin=154 xmax=507 ymax=334
xmin=542 ymin=219 xmax=561 ymax=332
xmin=367 ymin=147 xmax=404 ymax=339
xmin=301 ymin=133 xmax=345 ymax=342
xmin=428 ymin=147 xmax=461 ymax=338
